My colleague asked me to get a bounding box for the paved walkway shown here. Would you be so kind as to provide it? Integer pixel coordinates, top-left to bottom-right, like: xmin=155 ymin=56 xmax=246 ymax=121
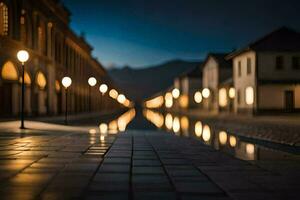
xmin=0 ymin=126 xmax=299 ymax=200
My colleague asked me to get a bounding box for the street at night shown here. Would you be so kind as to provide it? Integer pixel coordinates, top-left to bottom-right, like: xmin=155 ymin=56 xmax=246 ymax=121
xmin=1 ymin=0 xmax=300 ymax=199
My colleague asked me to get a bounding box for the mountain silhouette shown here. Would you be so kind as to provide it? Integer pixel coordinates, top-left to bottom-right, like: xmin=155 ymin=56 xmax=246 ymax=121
xmin=108 ymin=59 xmax=202 ymax=103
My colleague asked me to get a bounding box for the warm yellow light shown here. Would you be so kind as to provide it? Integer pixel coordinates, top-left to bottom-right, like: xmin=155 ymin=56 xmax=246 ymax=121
xmin=180 ymin=116 xmax=189 ymax=132
xmin=202 ymin=125 xmax=211 ymax=142
xmin=165 ymin=113 xmax=173 ymax=130
xmin=36 ymin=72 xmax=47 ymax=89
xmin=1 ymin=61 xmax=18 ymax=81
xmin=202 ymin=88 xmax=210 ymax=98
xmin=145 ymin=96 xmax=164 ymax=109
xmin=17 ymin=50 xmax=29 ymax=63
xmin=109 ymin=120 xmax=118 ymax=133
xmin=117 ymin=94 xmax=126 ymax=104
xmin=100 ymin=135 xmax=105 ymax=141
xmin=229 ymin=88 xmax=235 ymax=99
xmin=219 ymin=131 xmax=228 ymax=145
xmin=172 ymin=88 xmax=180 ymax=99
xmin=172 ymin=117 xmax=180 ymax=133
xmin=99 ymin=123 xmax=108 ymax=134
xmin=55 ymin=80 xmax=60 ymax=91
xmin=165 ymin=92 xmax=173 ymax=108
xmin=194 ymin=121 xmax=202 ymax=137
xmin=179 ymin=95 xmax=189 ymax=108
xmin=246 ymin=143 xmax=255 ymax=154
xmin=88 ymin=77 xmax=97 ymax=87
xmin=219 ymin=88 xmax=227 ymax=107
xmin=62 ymin=76 xmax=72 ymax=88
xmin=194 ymin=91 xmax=202 ymax=103
xmin=109 ymin=89 xmax=118 ymax=99
xmin=89 ymin=129 xmax=97 ymax=134
xmin=99 ymin=84 xmax=108 ymax=94
xmin=143 ymin=109 xmax=164 ymax=128
xmin=229 ymin=136 xmax=237 ymax=147
xmin=124 ymin=99 xmax=131 ymax=107
xmin=245 ymin=87 xmax=254 ymax=105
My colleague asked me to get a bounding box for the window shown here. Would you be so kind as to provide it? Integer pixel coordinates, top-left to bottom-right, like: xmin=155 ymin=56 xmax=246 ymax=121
xmin=292 ymin=57 xmax=300 ymax=69
xmin=245 ymin=87 xmax=254 ymax=105
xmin=0 ymin=2 xmax=8 ymax=36
xmin=238 ymin=61 xmax=242 ymax=77
xmin=20 ymin=16 xmax=27 ymax=44
xmin=237 ymin=89 xmax=241 ymax=105
xmin=276 ymin=56 xmax=284 ymax=70
xmin=247 ymin=58 xmax=251 ymax=75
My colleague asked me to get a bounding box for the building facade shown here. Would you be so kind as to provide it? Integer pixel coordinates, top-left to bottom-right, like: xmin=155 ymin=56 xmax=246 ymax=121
xmin=202 ymin=53 xmax=232 ymax=113
xmin=0 ymin=0 xmax=123 ymax=117
xmin=228 ymin=27 xmax=300 ymax=114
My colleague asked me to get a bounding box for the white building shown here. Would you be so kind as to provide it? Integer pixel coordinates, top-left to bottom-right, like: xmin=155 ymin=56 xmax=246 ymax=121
xmin=227 ymin=27 xmax=300 ymax=114
xmin=202 ymin=53 xmax=232 ymax=113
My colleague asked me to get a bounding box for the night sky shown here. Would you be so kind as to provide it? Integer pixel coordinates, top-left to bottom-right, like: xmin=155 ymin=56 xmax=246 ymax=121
xmin=62 ymin=0 xmax=300 ymax=68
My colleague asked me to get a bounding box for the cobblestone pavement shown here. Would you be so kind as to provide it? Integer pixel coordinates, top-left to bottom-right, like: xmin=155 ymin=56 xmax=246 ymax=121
xmin=0 ymin=128 xmax=299 ymax=200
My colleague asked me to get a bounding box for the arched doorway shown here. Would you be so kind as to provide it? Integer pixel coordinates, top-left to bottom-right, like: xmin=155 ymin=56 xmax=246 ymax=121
xmin=0 ymin=61 xmax=19 ymax=116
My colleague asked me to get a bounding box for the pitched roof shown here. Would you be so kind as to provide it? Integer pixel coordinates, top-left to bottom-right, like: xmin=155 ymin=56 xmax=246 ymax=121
xmin=178 ymin=62 xmax=204 ymax=79
xmin=227 ymin=27 xmax=300 ymax=59
xmin=209 ymin=53 xmax=231 ymax=69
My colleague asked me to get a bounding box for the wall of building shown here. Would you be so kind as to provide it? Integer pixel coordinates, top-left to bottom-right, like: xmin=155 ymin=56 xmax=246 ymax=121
xmin=258 ymin=52 xmax=300 ymax=80
xmin=258 ymin=84 xmax=300 ymax=110
xmin=202 ymin=57 xmax=218 ymax=112
xmin=0 ymin=0 xmax=123 ymax=117
xmin=233 ymin=51 xmax=256 ymax=113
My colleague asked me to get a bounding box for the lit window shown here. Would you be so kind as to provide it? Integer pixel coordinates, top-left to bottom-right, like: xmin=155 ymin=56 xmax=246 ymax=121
xmin=179 ymin=95 xmax=188 ymax=108
xmin=36 ymin=71 xmax=47 ymax=89
xmin=218 ymin=88 xmax=227 ymax=107
xmin=245 ymin=87 xmax=254 ymax=105
xmin=1 ymin=61 xmax=18 ymax=80
xmin=229 ymin=88 xmax=235 ymax=98
xmin=0 ymin=2 xmax=8 ymax=36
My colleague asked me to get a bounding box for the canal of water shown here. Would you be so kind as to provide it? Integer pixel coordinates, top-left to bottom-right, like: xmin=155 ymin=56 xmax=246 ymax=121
xmin=96 ymin=107 xmax=300 ymax=162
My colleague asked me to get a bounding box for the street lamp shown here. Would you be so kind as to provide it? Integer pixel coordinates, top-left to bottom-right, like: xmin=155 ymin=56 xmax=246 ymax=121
xmin=62 ymin=76 xmax=72 ymax=125
xmin=172 ymin=88 xmax=180 ymax=99
xmin=99 ymin=84 xmax=108 ymax=95
xmin=99 ymin=83 xmax=108 ymax=110
xmin=202 ymin=88 xmax=210 ymax=98
xmin=17 ymin=50 xmax=29 ymax=129
xmin=88 ymin=77 xmax=97 ymax=111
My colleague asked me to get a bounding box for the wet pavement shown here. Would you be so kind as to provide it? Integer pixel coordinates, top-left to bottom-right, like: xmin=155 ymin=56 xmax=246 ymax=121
xmin=0 ymin=108 xmax=299 ymax=200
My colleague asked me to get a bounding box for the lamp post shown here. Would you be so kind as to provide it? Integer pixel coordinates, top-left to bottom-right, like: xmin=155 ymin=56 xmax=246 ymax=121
xmin=88 ymin=77 xmax=97 ymax=112
xmin=99 ymin=83 xmax=108 ymax=110
xmin=62 ymin=77 xmax=72 ymax=125
xmin=17 ymin=50 xmax=29 ymax=129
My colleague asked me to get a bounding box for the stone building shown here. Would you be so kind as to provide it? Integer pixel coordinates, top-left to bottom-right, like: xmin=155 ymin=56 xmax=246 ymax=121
xmin=227 ymin=27 xmax=300 ymax=114
xmin=0 ymin=0 xmax=123 ymax=117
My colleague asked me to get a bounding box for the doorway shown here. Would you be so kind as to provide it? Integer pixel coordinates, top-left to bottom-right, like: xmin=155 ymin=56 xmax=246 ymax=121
xmin=285 ymin=90 xmax=294 ymax=112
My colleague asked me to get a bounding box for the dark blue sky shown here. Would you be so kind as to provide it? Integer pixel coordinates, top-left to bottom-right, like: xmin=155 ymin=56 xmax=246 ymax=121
xmin=62 ymin=0 xmax=300 ymax=68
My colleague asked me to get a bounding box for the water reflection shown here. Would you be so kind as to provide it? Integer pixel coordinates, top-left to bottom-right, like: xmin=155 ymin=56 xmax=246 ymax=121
xmin=98 ymin=108 xmax=136 ymax=135
xmin=143 ymin=109 xmax=296 ymax=161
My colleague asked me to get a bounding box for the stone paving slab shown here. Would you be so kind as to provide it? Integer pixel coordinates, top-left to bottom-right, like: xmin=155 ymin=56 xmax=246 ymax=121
xmin=0 ymin=128 xmax=299 ymax=200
